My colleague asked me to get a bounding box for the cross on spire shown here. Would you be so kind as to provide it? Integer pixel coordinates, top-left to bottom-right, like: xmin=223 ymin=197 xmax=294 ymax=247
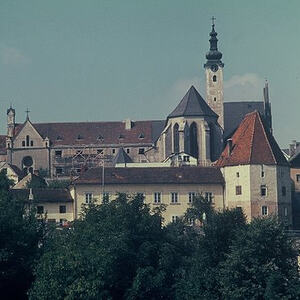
xmin=211 ymin=16 xmax=216 ymax=26
xmin=25 ymin=108 xmax=30 ymax=120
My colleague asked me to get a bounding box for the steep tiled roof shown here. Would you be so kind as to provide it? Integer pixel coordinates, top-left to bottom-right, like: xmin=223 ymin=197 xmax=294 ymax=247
xmin=113 ymin=148 xmax=133 ymax=165
xmin=74 ymin=166 xmax=224 ymax=185
xmin=216 ymin=111 xmax=288 ymax=167
xmin=168 ymin=86 xmax=218 ymax=118
xmin=224 ymin=101 xmax=264 ymax=138
xmin=14 ymin=120 xmax=165 ymax=146
xmin=10 ymin=188 xmax=73 ymax=203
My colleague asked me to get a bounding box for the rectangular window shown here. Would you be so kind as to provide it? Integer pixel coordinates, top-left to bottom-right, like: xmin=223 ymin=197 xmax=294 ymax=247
xmin=138 ymin=148 xmax=145 ymax=154
xmin=172 ymin=216 xmax=179 ymax=223
xmin=55 ymin=150 xmax=62 ymax=157
xmin=59 ymin=205 xmax=66 ymax=213
xmin=102 ymin=192 xmax=109 ymax=203
xmin=296 ymin=174 xmax=300 ymax=182
xmin=260 ymin=185 xmax=267 ymax=196
xmin=76 ymin=168 xmax=81 ymax=174
xmin=56 ymin=167 xmax=63 ymax=175
xmin=47 ymin=219 xmax=56 ymax=224
xmin=282 ymin=186 xmax=286 ymax=196
xmin=171 ymin=192 xmax=178 ymax=203
xmin=205 ymin=192 xmax=213 ymax=203
xmin=112 ymin=149 xmax=116 ymax=154
xmin=183 ymin=155 xmax=190 ymax=162
xmin=187 ymin=218 xmax=195 ymax=225
xmin=236 ymin=185 xmax=242 ymax=195
xmin=262 ymin=206 xmax=268 ymax=216
xmin=154 ymin=192 xmax=161 ymax=203
xmin=188 ymin=192 xmax=195 ymax=203
xmin=284 ymin=207 xmax=288 ymax=217
xmin=85 ymin=193 xmax=93 ymax=204
xmin=37 ymin=206 xmax=44 ymax=214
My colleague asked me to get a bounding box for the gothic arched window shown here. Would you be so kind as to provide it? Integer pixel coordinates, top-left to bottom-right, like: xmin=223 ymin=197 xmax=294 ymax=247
xmin=26 ymin=135 xmax=30 ymax=147
xmin=190 ymin=122 xmax=198 ymax=158
xmin=213 ymin=75 xmax=217 ymax=82
xmin=173 ymin=123 xmax=179 ymax=154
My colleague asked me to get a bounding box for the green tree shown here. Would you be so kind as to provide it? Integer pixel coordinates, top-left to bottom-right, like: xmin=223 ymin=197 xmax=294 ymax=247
xmin=29 ymin=194 xmax=193 ymax=300
xmin=219 ymin=216 xmax=300 ymax=300
xmin=0 ymin=170 xmax=46 ymax=300
xmin=176 ymin=208 xmax=247 ymax=300
xmin=184 ymin=194 xmax=214 ymax=224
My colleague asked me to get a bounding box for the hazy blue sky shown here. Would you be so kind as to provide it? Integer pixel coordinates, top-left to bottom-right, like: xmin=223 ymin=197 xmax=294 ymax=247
xmin=0 ymin=0 xmax=299 ymax=147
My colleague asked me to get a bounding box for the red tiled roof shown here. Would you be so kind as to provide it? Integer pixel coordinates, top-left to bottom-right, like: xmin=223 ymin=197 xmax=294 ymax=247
xmin=74 ymin=166 xmax=224 ymax=185
xmin=15 ymin=120 xmax=165 ymax=146
xmin=216 ymin=111 xmax=288 ymax=167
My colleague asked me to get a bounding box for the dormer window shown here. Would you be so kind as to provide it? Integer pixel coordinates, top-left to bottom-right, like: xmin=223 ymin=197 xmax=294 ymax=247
xmin=139 ymin=133 xmax=145 ymax=139
xmin=97 ymin=135 xmax=104 ymax=141
xmin=56 ymin=136 xmax=63 ymax=141
xmin=77 ymin=135 xmax=83 ymax=140
xmin=119 ymin=134 xmax=125 ymax=139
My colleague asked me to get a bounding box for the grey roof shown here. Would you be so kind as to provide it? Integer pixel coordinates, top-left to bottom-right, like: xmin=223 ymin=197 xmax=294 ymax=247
xmin=10 ymin=188 xmax=73 ymax=203
xmin=113 ymin=148 xmax=133 ymax=166
xmin=151 ymin=120 xmax=165 ymax=142
xmin=224 ymin=101 xmax=264 ymax=138
xmin=75 ymin=166 xmax=225 ymax=185
xmin=168 ymin=86 xmax=218 ymax=119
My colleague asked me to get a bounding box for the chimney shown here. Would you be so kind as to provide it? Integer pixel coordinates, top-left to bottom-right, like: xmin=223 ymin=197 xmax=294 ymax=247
xmin=227 ymin=139 xmax=233 ymax=156
xmin=124 ymin=119 xmax=133 ymax=130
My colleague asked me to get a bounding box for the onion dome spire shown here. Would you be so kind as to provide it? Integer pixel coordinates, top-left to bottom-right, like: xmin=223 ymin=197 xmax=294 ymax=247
xmin=204 ymin=17 xmax=224 ymax=68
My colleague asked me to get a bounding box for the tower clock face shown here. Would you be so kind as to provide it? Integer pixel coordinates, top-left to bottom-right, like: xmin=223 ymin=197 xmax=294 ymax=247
xmin=210 ymin=65 xmax=218 ymax=72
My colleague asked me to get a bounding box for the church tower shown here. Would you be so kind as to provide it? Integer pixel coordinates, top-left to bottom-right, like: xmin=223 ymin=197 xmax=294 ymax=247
xmin=204 ymin=18 xmax=224 ymax=128
xmin=7 ymin=106 xmax=16 ymax=138
xmin=263 ymin=80 xmax=273 ymax=134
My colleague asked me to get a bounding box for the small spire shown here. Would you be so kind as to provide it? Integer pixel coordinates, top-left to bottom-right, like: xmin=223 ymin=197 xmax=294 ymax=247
xmin=25 ymin=108 xmax=30 ymax=121
xmin=204 ymin=17 xmax=224 ymax=68
xmin=211 ymin=16 xmax=216 ymax=26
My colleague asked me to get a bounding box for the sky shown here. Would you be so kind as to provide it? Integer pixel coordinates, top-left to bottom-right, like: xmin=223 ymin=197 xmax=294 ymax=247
xmin=0 ymin=0 xmax=299 ymax=147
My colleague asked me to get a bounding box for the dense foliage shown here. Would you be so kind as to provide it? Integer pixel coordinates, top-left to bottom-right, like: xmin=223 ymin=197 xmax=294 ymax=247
xmin=0 ymin=171 xmax=46 ymax=300
xmin=0 ymin=178 xmax=299 ymax=300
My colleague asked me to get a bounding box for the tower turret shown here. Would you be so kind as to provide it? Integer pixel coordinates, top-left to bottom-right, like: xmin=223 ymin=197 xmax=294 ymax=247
xmin=7 ymin=106 xmax=16 ymax=137
xmin=263 ymin=80 xmax=273 ymax=134
xmin=204 ymin=17 xmax=224 ymax=128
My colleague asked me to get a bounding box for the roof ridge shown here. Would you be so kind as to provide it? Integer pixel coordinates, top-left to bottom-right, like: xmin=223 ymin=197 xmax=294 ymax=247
xmin=248 ymin=112 xmax=258 ymax=164
xmin=257 ymin=112 xmax=277 ymax=164
xmin=182 ymin=87 xmax=192 ymax=116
